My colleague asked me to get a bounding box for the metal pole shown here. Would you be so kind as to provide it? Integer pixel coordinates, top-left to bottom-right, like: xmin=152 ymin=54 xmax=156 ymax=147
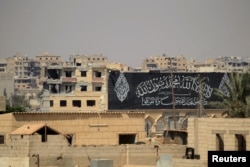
xmin=170 ymin=58 xmax=176 ymax=129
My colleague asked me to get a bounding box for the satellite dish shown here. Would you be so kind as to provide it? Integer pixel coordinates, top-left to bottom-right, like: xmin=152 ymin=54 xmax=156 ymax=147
xmin=156 ymin=154 xmax=173 ymax=167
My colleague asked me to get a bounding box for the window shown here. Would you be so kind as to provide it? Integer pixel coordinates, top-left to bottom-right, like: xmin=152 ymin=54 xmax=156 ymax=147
xmin=72 ymin=100 xmax=81 ymax=107
xmin=60 ymin=100 xmax=67 ymax=107
xmin=81 ymin=71 xmax=87 ymax=77
xmin=94 ymin=71 xmax=101 ymax=77
xmin=65 ymin=85 xmax=72 ymax=93
xmin=80 ymin=85 xmax=87 ymax=91
xmin=119 ymin=134 xmax=136 ymax=144
xmin=0 ymin=135 xmax=4 ymax=144
xmin=65 ymin=71 xmax=72 ymax=77
xmin=87 ymin=100 xmax=95 ymax=106
xmin=50 ymin=100 xmax=54 ymax=107
xmin=94 ymin=86 xmax=102 ymax=91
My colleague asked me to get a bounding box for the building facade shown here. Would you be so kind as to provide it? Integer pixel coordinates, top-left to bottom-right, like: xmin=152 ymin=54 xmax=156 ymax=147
xmin=141 ymin=54 xmax=187 ymax=72
xmin=41 ymin=54 xmax=128 ymax=112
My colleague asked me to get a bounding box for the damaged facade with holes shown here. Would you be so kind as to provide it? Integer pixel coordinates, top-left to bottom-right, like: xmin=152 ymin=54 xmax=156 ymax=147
xmin=41 ymin=54 xmax=129 ymax=112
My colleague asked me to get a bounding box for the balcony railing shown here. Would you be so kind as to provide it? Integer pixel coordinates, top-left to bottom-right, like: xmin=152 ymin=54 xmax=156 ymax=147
xmin=92 ymin=77 xmax=104 ymax=82
xmin=62 ymin=77 xmax=77 ymax=83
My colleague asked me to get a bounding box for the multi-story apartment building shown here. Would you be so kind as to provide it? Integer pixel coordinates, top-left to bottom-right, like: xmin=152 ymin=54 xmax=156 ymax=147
xmin=0 ymin=59 xmax=7 ymax=73
xmin=6 ymin=54 xmax=41 ymax=78
xmin=0 ymin=73 xmax=14 ymax=102
xmin=141 ymin=54 xmax=187 ymax=72
xmin=41 ymin=54 xmax=128 ymax=112
xmin=188 ymin=56 xmax=249 ymax=72
xmin=5 ymin=55 xmax=41 ymax=95
xmin=35 ymin=52 xmax=62 ymax=79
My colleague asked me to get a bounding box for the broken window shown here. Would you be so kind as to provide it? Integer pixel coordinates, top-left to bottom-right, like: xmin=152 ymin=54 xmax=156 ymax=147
xmin=65 ymin=85 xmax=72 ymax=93
xmin=81 ymin=71 xmax=87 ymax=77
xmin=72 ymin=100 xmax=81 ymax=107
xmin=87 ymin=100 xmax=95 ymax=107
xmin=50 ymin=100 xmax=54 ymax=107
xmin=94 ymin=71 xmax=101 ymax=78
xmin=50 ymin=84 xmax=59 ymax=94
xmin=47 ymin=69 xmax=60 ymax=79
xmin=76 ymin=63 xmax=81 ymax=66
xmin=80 ymin=85 xmax=87 ymax=91
xmin=60 ymin=100 xmax=67 ymax=107
xmin=65 ymin=71 xmax=72 ymax=77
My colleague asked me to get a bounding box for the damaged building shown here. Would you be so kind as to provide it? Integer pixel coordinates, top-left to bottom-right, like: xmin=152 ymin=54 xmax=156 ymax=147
xmin=41 ymin=54 xmax=128 ymax=112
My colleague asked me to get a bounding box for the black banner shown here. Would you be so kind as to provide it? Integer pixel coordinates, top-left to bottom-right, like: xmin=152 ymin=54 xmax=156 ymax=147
xmin=108 ymin=71 xmax=230 ymax=110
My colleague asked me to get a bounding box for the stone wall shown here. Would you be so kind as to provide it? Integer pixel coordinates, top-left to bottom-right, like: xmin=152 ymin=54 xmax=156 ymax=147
xmin=1 ymin=112 xmax=146 ymax=146
xmin=0 ymin=134 xmax=188 ymax=167
xmin=0 ymin=157 xmax=29 ymax=167
xmin=187 ymin=118 xmax=250 ymax=161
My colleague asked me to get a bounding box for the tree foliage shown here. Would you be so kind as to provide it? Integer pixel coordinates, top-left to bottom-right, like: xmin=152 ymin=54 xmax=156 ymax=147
xmin=5 ymin=105 xmax=25 ymax=113
xmin=213 ymin=72 xmax=250 ymax=118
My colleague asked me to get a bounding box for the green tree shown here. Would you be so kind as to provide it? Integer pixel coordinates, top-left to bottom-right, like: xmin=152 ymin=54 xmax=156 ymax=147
xmin=213 ymin=72 xmax=250 ymax=118
xmin=5 ymin=105 xmax=25 ymax=113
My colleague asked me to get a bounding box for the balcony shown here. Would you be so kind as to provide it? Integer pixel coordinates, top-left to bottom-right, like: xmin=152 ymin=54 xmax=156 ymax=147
xmin=46 ymin=79 xmax=62 ymax=84
xmin=92 ymin=77 xmax=104 ymax=83
xmin=62 ymin=77 xmax=77 ymax=83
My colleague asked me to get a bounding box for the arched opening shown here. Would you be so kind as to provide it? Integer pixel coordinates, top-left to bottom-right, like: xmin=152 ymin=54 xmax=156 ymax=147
xmin=155 ymin=117 xmax=166 ymax=133
xmin=216 ymin=134 xmax=224 ymax=151
xmin=235 ymin=134 xmax=246 ymax=151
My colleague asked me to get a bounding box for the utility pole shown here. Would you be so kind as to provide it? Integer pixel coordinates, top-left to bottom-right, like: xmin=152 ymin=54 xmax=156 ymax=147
xmin=169 ymin=57 xmax=176 ymax=129
xmin=198 ymin=74 xmax=204 ymax=117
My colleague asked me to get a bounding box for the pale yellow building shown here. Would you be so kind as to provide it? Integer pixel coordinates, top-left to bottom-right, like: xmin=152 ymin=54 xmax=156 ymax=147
xmin=141 ymin=54 xmax=187 ymax=72
xmin=0 ymin=111 xmax=145 ymax=146
xmin=35 ymin=52 xmax=62 ymax=80
xmin=42 ymin=54 xmax=129 ymax=112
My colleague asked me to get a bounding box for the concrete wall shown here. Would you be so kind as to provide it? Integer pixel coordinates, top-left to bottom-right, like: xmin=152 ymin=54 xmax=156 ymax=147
xmin=0 ymin=134 xmax=189 ymax=167
xmin=0 ymin=112 xmax=146 ymax=146
xmin=0 ymin=96 xmax=6 ymax=112
xmin=0 ymin=157 xmax=29 ymax=167
xmin=0 ymin=113 xmax=15 ymax=143
xmin=187 ymin=118 xmax=250 ymax=161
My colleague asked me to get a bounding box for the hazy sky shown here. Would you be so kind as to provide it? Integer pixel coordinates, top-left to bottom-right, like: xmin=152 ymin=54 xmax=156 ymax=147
xmin=0 ymin=0 xmax=250 ymax=67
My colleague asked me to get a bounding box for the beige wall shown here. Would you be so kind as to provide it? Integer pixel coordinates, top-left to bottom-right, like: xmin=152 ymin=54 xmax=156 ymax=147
xmin=0 ymin=112 xmax=146 ymax=146
xmin=187 ymin=118 xmax=250 ymax=160
xmin=0 ymin=134 xmax=189 ymax=167
xmin=0 ymin=157 xmax=29 ymax=167
xmin=0 ymin=96 xmax=6 ymax=112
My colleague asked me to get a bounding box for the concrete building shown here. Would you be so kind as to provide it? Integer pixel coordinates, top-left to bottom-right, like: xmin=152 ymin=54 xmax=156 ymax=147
xmin=35 ymin=52 xmax=63 ymax=82
xmin=141 ymin=54 xmax=187 ymax=72
xmin=187 ymin=117 xmax=250 ymax=161
xmin=1 ymin=112 xmax=250 ymax=166
xmin=188 ymin=56 xmax=250 ymax=73
xmin=3 ymin=54 xmax=42 ymax=98
xmin=0 ymin=58 xmax=7 ymax=73
xmin=6 ymin=54 xmax=41 ymax=78
xmin=0 ymin=112 xmax=145 ymax=146
xmin=0 ymin=73 xmax=15 ymax=103
xmin=41 ymin=54 xmax=128 ymax=112
xmin=0 ymin=111 xmax=203 ymax=167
